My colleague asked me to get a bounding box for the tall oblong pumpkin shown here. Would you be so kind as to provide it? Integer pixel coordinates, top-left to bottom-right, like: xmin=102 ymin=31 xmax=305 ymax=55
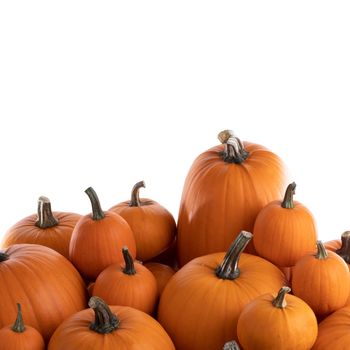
xmin=177 ymin=130 xmax=287 ymax=266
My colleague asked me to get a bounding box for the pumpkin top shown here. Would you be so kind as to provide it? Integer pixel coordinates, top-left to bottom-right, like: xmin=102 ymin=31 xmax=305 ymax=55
xmin=217 ymin=130 xmax=249 ymax=164
xmin=272 ymin=286 xmax=291 ymax=308
xmin=85 ymin=187 xmax=105 ymax=220
xmin=122 ymin=247 xmax=136 ymax=275
xmin=336 ymin=231 xmax=350 ymax=264
xmin=315 ymin=241 xmax=328 ymax=260
xmin=12 ymin=303 xmax=25 ymax=333
xmin=35 ymin=196 xmax=59 ymax=228
xmin=281 ymin=182 xmax=296 ymax=209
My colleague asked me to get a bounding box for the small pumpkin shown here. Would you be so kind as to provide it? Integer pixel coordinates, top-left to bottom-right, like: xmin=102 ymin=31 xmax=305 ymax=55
xmin=144 ymin=262 xmax=176 ymax=296
xmin=2 ymin=196 xmax=81 ymax=259
xmin=69 ymin=187 xmax=136 ymax=280
xmin=292 ymin=240 xmax=350 ymax=316
xmin=237 ymin=286 xmax=318 ymax=349
xmin=93 ymin=247 xmax=158 ymax=315
xmin=0 ymin=303 xmax=45 ymax=350
xmin=48 ymin=296 xmax=175 ymax=350
xmin=109 ymin=181 xmax=176 ymax=262
xmin=253 ymin=182 xmax=317 ymax=267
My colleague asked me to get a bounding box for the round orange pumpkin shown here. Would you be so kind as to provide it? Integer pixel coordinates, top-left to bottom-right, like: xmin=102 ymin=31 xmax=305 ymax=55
xmin=69 ymin=187 xmax=136 ymax=280
xmin=177 ymin=130 xmax=287 ymax=266
xmin=158 ymin=231 xmax=286 ymax=350
xmin=109 ymin=181 xmax=176 ymax=262
xmin=253 ymin=182 xmax=318 ymax=267
xmin=93 ymin=247 xmax=158 ymax=315
xmin=0 ymin=303 xmax=45 ymax=350
xmin=48 ymin=296 xmax=175 ymax=350
xmin=2 ymin=196 xmax=81 ymax=259
xmin=237 ymin=286 xmax=318 ymax=349
xmin=0 ymin=244 xmax=87 ymax=342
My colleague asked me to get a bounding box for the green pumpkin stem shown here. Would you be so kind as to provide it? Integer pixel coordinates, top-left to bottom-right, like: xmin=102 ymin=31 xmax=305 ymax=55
xmin=130 ymin=181 xmax=145 ymax=207
xmin=316 ymin=241 xmax=328 ymax=260
xmin=272 ymin=286 xmax=291 ymax=308
xmin=281 ymin=182 xmax=296 ymax=209
xmin=88 ymin=296 xmax=120 ymax=334
xmin=336 ymin=231 xmax=350 ymax=264
xmin=122 ymin=247 xmax=136 ymax=275
xmin=12 ymin=303 xmax=25 ymax=333
xmin=216 ymin=231 xmax=252 ymax=280
xmin=218 ymin=130 xmax=249 ymax=164
xmin=223 ymin=341 xmax=241 ymax=350
xmin=85 ymin=187 xmax=105 ymax=221
xmin=0 ymin=252 xmax=9 ymax=262
xmin=35 ymin=196 xmax=59 ymax=228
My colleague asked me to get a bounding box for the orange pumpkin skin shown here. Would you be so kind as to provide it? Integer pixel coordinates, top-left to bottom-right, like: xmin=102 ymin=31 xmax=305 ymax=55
xmin=144 ymin=262 xmax=176 ymax=296
xmin=158 ymin=233 xmax=286 ymax=350
xmin=292 ymin=242 xmax=350 ymax=316
xmin=109 ymin=181 xmax=176 ymax=262
xmin=48 ymin=304 xmax=175 ymax=350
xmin=177 ymin=133 xmax=287 ymax=266
xmin=312 ymin=306 xmax=350 ymax=349
xmin=0 ymin=244 xmax=87 ymax=342
xmin=253 ymin=183 xmax=317 ymax=267
xmin=69 ymin=188 xmax=136 ymax=280
xmin=2 ymin=197 xmax=81 ymax=259
xmin=93 ymin=248 xmax=158 ymax=315
xmin=237 ymin=287 xmax=318 ymax=350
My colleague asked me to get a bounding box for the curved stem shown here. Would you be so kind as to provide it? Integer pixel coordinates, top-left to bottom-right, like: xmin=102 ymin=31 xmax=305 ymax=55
xmin=281 ymin=182 xmax=296 ymax=209
xmin=336 ymin=231 xmax=350 ymax=264
xmin=0 ymin=252 xmax=9 ymax=262
xmin=218 ymin=130 xmax=249 ymax=164
xmin=12 ymin=303 xmax=25 ymax=333
xmin=315 ymin=241 xmax=328 ymax=260
xmin=272 ymin=286 xmax=291 ymax=308
xmin=88 ymin=296 xmax=120 ymax=334
xmin=85 ymin=187 xmax=105 ymax=221
xmin=122 ymin=247 xmax=136 ymax=275
xmin=223 ymin=341 xmax=240 ymax=350
xmin=129 ymin=181 xmax=145 ymax=207
xmin=216 ymin=231 xmax=252 ymax=280
xmin=35 ymin=196 xmax=59 ymax=228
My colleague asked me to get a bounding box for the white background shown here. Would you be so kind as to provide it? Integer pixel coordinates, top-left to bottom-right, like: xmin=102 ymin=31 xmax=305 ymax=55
xmin=0 ymin=1 xmax=349 ymax=243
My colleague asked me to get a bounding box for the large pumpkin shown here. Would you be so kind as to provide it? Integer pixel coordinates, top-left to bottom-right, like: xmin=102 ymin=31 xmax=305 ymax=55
xmin=177 ymin=130 xmax=287 ymax=266
xmin=48 ymin=296 xmax=175 ymax=350
xmin=157 ymin=231 xmax=286 ymax=350
xmin=0 ymin=244 xmax=87 ymax=342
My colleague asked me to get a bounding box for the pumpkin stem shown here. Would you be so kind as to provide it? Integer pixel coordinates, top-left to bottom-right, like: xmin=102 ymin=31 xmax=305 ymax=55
xmin=223 ymin=341 xmax=240 ymax=350
xmin=130 ymin=181 xmax=145 ymax=207
xmin=315 ymin=240 xmax=328 ymax=260
xmin=12 ymin=303 xmax=25 ymax=333
xmin=336 ymin=231 xmax=350 ymax=264
xmin=281 ymin=182 xmax=296 ymax=209
xmin=85 ymin=187 xmax=105 ymax=221
xmin=35 ymin=196 xmax=59 ymax=228
xmin=122 ymin=247 xmax=136 ymax=275
xmin=216 ymin=231 xmax=252 ymax=280
xmin=0 ymin=252 xmax=9 ymax=262
xmin=88 ymin=296 xmax=120 ymax=334
xmin=272 ymin=286 xmax=291 ymax=308
xmin=218 ymin=130 xmax=249 ymax=164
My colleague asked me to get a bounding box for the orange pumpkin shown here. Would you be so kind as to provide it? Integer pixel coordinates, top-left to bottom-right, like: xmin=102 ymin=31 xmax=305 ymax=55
xmin=2 ymin=196 xmax=81 ymax=259
xmin=158 ymin=231 xmax=286 ymax=350
xmin=109 ymin=181 xmax=176 ymax=261
xmin=325 ymin=231 xmax=350 ymax=269
xmin=144 ymin=262 xmax=176 ymax=296
xmin=0 ymin=303 xmax=45 ymax=350
xmin=48 ymin=296 xmax=175 ymax=350
xmin=0 ymin=244 xmax=87 ymax=342
xmin=253 ymin=182 xmax=317 ymax=267
xmin=93 ymin=247 xmax=158 ymax=315
xmin=237 ymin=286 xmax=318 ymax=349
xmin=177 ymin=130 xmax=287 ymax=266
xmin=292 ymin=241 xmax=350 ymax=316
xmin=69 ymin=187 xmax=136 ymax=280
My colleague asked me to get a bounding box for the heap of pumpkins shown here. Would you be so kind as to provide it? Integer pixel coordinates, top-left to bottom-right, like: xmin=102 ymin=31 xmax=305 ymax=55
xmin=0 ymin=129 xmax=349 ymax=349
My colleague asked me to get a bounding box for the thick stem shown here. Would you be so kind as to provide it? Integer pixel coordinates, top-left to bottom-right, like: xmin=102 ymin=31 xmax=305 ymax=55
xmin=336 ymin=231 xmax=350 ymax=264
xmin=315 ymin=241 xmax=328 ymax=260
xmin=129 ymin=181 xmax=145 ymax=207
xmin=35 ymin=196 xmax=59 ymax=228
xmin=122 ymin=247 xmax=136 ymax=275
xmin=216 ymin=231 xmax=252 ymax=280
xmin=281 ymin=182 xmax=296 ymax=209
xmin=12 ymin=303 xmax=25 ymax=333
xmin=223 ymin=341 xmax=240 ymax=350
xmin=272 ymin=286 xmax=291 ymax=308
xmin=218 ymin=130 xmax=249 ymax=164
xmin=85 ymin=187 xmax=105 ymax=221
xmin=88 ymin=296 xmax=120 ymax=334
xmin=0 ymin=252 xmax=9 ymax=262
